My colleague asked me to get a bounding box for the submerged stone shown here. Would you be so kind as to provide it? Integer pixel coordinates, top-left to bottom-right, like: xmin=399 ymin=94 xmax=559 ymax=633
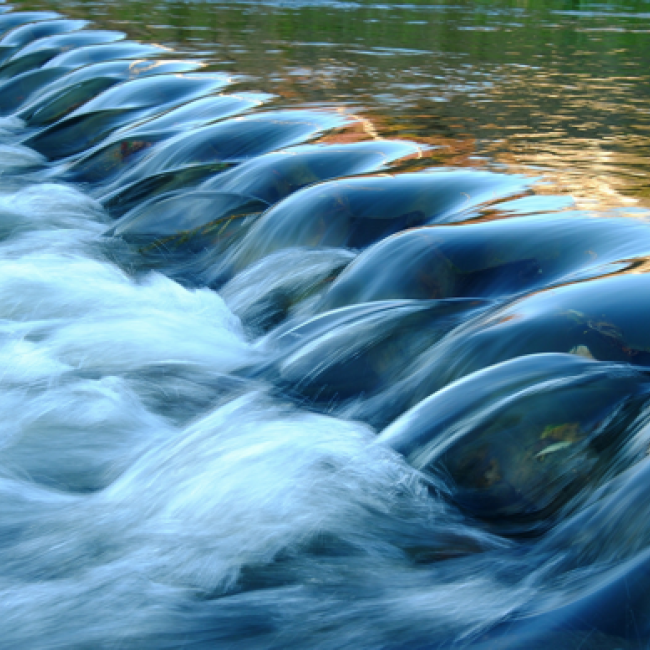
xmin=66 ymin=93 xmax=271 ymax=190
xmin=106 ymin=191 xmax=269 ymax=255
xmin=432 ymin=271 xmax=650 ymax=388
xmin=0 ymin=30 xmax=125 ymax=80
xmin=0 ymin=18 xmax=87 ymax=64
xmin=230 ymin=170 xmax=528 ymax=275
xmin=23 ymin=73 xmax=231 ymax=159
xmin=379 ymin=353 xmax=650 ymax=531
xmin=318 ymin=212 xmax=650 ymax=311
xmin=356 ymin=271 xmax=650 ymax=433
xmin=44 ymin=41 xmax=168 ymax=68
xmin=0 ymin=12 xmax=62 ymax=39
xmin=18 ymin=60 xmax=201 ymax=126
xmin=201 ymin=140 xmax=422 ymax=205
xmin=221 ymin=248 xmax=356 ymax=336
xmin=254 ymin=297 xmax=492 ymax=402
xmin=97 ymin=109 xmax=350 ymax=193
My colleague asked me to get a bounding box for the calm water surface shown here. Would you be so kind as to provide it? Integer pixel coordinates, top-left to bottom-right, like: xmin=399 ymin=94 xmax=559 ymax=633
xmin=11 ymin=0 xmax=650 ymax=211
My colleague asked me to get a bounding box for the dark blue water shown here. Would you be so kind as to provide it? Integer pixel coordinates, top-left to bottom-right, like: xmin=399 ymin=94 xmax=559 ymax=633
xmin=0 ymin=2 xmax=650 ymax=648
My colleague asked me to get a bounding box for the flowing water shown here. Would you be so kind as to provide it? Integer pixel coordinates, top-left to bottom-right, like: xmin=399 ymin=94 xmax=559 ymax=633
xmin=0 ymin=0 xmax=649 ymax=647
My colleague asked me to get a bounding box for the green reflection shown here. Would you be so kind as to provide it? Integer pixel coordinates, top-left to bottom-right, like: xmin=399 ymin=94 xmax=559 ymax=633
xmin=8 ymin=0 xmax=650 ymax=211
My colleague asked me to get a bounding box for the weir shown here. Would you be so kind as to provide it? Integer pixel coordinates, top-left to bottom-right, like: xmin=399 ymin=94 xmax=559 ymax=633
xmin=0 ymin=2 xmax=649 ymax=648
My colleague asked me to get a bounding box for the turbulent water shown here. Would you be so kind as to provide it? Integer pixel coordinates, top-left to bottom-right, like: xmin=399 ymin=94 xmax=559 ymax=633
xmin=1 ymin=3 xmax=650 ymax=648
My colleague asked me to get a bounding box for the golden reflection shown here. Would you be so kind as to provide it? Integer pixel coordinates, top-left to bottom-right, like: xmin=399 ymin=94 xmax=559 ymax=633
xmin=7 ymin=0 xmax=650 ymax=221
xmin=128 ymin=58 xmax=202 ymax=75
xmin=492 ymin=139 xmax=650 ymax=213
xmin=611 ymin=256 xmax=650 ymax=276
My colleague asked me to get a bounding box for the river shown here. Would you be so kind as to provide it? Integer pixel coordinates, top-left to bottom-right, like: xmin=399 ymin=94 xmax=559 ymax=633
xmin=0 ymin=1 xmax=649 ymax=648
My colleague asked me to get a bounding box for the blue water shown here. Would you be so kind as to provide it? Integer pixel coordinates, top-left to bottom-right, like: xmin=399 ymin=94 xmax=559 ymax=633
xmin=0 ymin=3 xmax=649 ymax=648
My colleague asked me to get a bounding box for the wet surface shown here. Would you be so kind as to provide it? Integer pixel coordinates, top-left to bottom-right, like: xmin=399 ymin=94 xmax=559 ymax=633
xmin=0 ymin=1 xmax=649 ymax=648
xmin=10 ymin=0 xmax=650 ymax=213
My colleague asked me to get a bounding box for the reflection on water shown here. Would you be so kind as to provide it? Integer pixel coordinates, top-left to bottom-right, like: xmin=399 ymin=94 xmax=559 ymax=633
xmin=11 ymin=0 xmax=650 ymax=212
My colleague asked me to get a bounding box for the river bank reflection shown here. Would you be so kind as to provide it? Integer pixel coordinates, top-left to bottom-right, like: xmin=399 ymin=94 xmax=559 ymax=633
xmin=12 ymin=0 xmax=650 ymax=214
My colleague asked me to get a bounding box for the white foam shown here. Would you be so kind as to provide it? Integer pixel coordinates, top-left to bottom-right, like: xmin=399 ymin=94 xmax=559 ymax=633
xmin=0 ymin=123 xmax=582 ymax=648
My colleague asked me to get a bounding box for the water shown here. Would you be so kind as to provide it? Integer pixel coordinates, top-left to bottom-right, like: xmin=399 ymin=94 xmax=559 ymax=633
xmin=0 ymin=1 xmax=649 ymax=647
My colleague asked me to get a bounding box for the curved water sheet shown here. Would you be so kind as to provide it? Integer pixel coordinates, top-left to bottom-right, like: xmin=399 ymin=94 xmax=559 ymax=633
xmin=446 ymin=270 xmax=650 ymax=371
xmin=379 ymin=353 xmax=650 ymax=534
xmin=0 ymin=18 xmax=87 ymax=65
xmin=0 ymin=18 xmax=86 ymax=49
xmin=45 ymin=40 xmax=169 ymax=68
xmin=104 ymin=138 xmax=419 ymax=223
xmin=474 ymin=491 xmax=650 ymax=649
xmin=0 ymin=30 xmax=126 ymax=80
xmin=0 ymin=66 xmax=71 ymax=114
xmin=17 ymin=59 xmax=202 ymax=126
xmin=250 ymin=297 xmax=492 ymax=404
xmin=360 ymin=271 xmax=650 ymax=427
xmin=23 ymin=72 xmax=232 ymax=159
xmin=0 ymin=158 xmax=510 ymax=646
xmin=229 ymin=169 xmax=529 ymax=276
xmin=107 ymin=191 xmax=270 ymax=260
xmin=0 ymin=43 xmax=182 ymax=117
xmin=464 ymin=456 xmax=650 ymax=647
xmin=66 ymin=92 xmax=272 ymax=188
xmin=201 ymin=140 xmax=424 ymax=204
xmin=116 ymin=91 xmax=271 ymax=137
xmin=0 ymin=18 xmax=89 ymax=113
xmin=103 ymin=137 xmax=418 ymax=223
xmin=0 ymin=11 xmax=61 ymax=39
xmin=220 ymin=247 xmax=356 ymax=335
xmin=2 ymin=4 xmax=650 ymax=649
xmin=0 ymin=59 xmax=200 ymax=118
xmin=0 ymin=30 xmax=135 ymax=114
xmin=318 ymin=212 xmax=650 ymax=312
xmin=96 ymin=108 xmax=351 ymax=200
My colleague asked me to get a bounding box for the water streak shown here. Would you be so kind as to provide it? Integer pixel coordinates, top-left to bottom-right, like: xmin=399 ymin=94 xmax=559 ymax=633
xmin=0 ymin=6 xmax=648 ymax=648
